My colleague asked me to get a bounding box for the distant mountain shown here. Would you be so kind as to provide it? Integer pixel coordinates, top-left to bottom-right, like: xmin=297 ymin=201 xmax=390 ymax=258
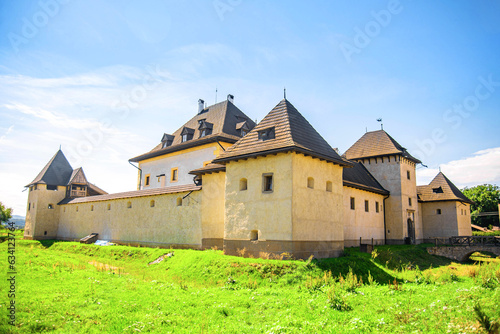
xmin=7 ymin=215 xmax=25 ymax=228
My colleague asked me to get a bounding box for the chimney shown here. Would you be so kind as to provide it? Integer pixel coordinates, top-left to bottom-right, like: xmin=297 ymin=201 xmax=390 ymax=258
xmin=227 ymin=94 xmax=234 ymax=103
xmin=198 ymin=99 xmax=204 ymax=114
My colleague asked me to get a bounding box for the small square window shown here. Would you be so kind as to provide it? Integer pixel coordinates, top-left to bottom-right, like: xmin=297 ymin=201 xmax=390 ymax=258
xmin=263 ymin=173 xmax=273 ymax=192
xmin=350 ymin=197 xmax=355 ymax=210
xmin=258 ymin=127 xmax=275 ymax=141
xmin=48 ymin=204 xmax=54 ymax=209
xmin=436 ymin=209 xmax=442 ymax=215
xmin=365 ymin=200 xmax=369 ymax=212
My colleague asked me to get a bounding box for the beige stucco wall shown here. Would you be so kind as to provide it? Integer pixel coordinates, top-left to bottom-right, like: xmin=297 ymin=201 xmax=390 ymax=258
xmin=343 ymin=186 xmax=385 ymax=247
xmin=359 ymin=155 xmax=419 ymax=243
xmin=291 ymin=153 xmax=344 ymax=242
xmin=421 ymin=201 xmax=471 ymax=239
xmin=224 ymin=153 xmax=293 ymax=241
xmin=57 ymin=190 xmax=202 ymax=248
xmin=24 ymin=184 xmax=66 ymax=239
xmin=200 ymin=171 xmax=226 ymax=248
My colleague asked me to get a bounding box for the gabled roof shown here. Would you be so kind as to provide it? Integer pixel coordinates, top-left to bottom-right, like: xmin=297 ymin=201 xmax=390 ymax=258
xmin=68 ymin=167 xmax=87 ymax=185
xmin=189 ymin=163 xmax=226 ymax=176
xmin=213 ymin=99 xmax=352 ymax=167
xmin=417 ymin=172 xmax=473 ymax=204
xmin=344 ymin=130 xmax=421 ymax=163
xmin=343 ymin=162 xmax=389 ymax=195
xmin=130 ymin=100 xmax=256 ymax=162
xmin=26 ymin=150 xmax=74 ymax=187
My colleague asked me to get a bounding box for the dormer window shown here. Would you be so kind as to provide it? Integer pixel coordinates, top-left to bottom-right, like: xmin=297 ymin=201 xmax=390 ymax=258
xmin=258 ymin=127 xmax=275 ymax=141
xmin=198 ymin=121 xmax=213 ymax=138
xmin=236 ymin=120 xmax=251 ymax=137
xmin=181 ymin=127 xmax=194 ymax=142
xmin=432 ymin=187 xmax=443 ymax=194
xmin=241 ymin=129 xmax=247 ymax=136
xmin=161 ymin=133 xmax=174 ymax=148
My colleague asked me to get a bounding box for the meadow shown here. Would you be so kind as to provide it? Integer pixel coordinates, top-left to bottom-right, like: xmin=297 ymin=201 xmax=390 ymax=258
xmin=1 ymin=230 xmax=499 ymax=333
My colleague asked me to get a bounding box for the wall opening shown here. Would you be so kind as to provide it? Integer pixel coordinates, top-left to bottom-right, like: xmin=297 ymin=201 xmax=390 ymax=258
xmin=127 ymin=201 xmax=132 ymax=209
xmin=91 ymin=205 xmax=94 ymax=211
xmin=177 ymin=197 xmax=182 ymax=206
xmin=107 ymin=204 xmax=111 ymax=211
xmin=350 ymin=197 xmax=355 ymax=210
xmin=239 ymin=178 xmax=247 ymax=191
xmin=44 ymin=231 xmax=47 ymax=236
xmin=326 ymin=181 xmax=332 ymax=192
xmin=262 ymin=173 xmax=273 ymax=193
xmin=48 ymin=204 xmax=54 ymax=209
xmin=376 ymin=201 xmax=380 ymax=213
xmin=436 ymin=209 xmax=442 ymax=215
xmin=150 ymin=200 xmax=155 ymax=208
xmin=250 ymin=230 xmax=258 ymax=241
xmin=307 ymin=177 xmax=314 ymax=189
xmin=76 ymin=206 xmax=79 ymax=212
xmin=364 ymin=200 xmax=369 ymax=212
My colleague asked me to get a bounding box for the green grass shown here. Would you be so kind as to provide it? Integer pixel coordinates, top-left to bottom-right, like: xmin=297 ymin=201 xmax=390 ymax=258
xmin=473 ymin=231 xmax=500 ymax=236
xmin=1 ymin=237 xmax=499 ymax=333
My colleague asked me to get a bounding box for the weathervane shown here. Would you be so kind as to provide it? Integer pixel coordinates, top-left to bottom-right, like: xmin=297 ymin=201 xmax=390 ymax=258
xmin=377 ymin=118 xmax=383 ymax=130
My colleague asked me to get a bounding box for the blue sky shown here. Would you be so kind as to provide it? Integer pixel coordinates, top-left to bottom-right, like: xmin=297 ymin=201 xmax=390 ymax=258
xmin=1 ymin=0 xmax=499 ymax=215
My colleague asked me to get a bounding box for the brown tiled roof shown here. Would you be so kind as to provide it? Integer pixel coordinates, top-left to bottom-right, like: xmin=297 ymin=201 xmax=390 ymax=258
xmin=417 ymin=172 xmax=473 ymax=204
xmin=26 ymin=150 xmax=74 ymax=187
xmin=129 ymin=100 xmax=255 ymax=162
xmin=343 ymin=162 xmax=389 ymax=195
xmin=189 ymin=163 xmax=226 ymax=175
xmin=344 ymin=130 xmax=421 ymax=163
xmin=88 ymin=183 xmax=108 ymax=196
xmin=58 ymin=184 xmax=200 ymax=205
xmin=67 ymin=167 xmax=87 ymax=185
xmin=213 ymin=99 xmax=352 ymax=167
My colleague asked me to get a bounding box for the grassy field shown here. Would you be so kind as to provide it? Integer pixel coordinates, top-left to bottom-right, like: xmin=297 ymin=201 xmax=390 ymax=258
xmin=1 ymin=230 xmax=499 ymax=333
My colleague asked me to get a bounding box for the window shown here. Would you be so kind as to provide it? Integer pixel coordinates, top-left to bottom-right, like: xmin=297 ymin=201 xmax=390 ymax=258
xmin=365 ymin=200 xmax=369 ymax=212
xmin=33 ymin=203 xmax=35 ymax=209
xmin=241 ymin=129 xmax=247 ymax=136
xmin=150 ymin=200 xmax=155 ymax=208
xmin=408 ymin=197 xmax=412 ymax=206
xmin=76 ymin=206 xmax=79 ymax=212
xmin=63 ymin=207 xmax=66 ymax=212
xmin=107 ymin=204 xmax=111 ymax=211
xmin=44 ymin=231 xmax=47 ymax=236
xmin=326 ymin=181 xmax=332 ymax=192
xmin=145 ymin=175 xmax=150 ymax=186
xmin=307 ymin=177 xmax=314 ymax=189
xmin=91 ymin=205 xmax=94 ymax=211
xmin=432 ymin=187 xmax=443 ymax=193
xmin=47 ymin=184 xmax=57 ymax=191
xmin=127 ymin=201 xmax=132 ymax=209
xmin=250 ymin=230 xmax=258 ymax=241
xmin=182 ymin=134 xmax=188 ymax=142
xmin=407 ymin=171 xmax=411 ymax=180
xmin=350 ymin=197 xmax=355 ymax=210
xmin=171 ymin=168 xmax=178 ymax=182
xmin=28 ymin=203 xmax=31 ymax=210
xmin=239 ymin=178 xmax=247 ymax=191
xmin=258 ymin=127 xmax=275 ymax=141
xmin=376 ymin=201 xmax=380 ymax=213
xmin=263 ymin=173 xmax=273 ymax=192
xmin=436 ymin=209 xmax=442 ymax=215
xmin=176 ymin=197 xmax=182 ymax=206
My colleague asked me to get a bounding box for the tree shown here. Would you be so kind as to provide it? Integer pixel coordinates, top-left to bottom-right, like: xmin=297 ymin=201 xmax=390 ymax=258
xmin=462 ymin=184 xmax=500 ymax=227
xmin=0 ymin=201 xmax=13 ymax=225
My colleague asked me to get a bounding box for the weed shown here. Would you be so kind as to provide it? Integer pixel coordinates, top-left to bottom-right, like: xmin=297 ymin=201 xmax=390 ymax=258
xmin=236 ymin=247 xmax=247 ymax=257
xmin=474 ymin=303 xmax=499 ymax=334
xmin=326 ymin=285 xmax=351 ymax=311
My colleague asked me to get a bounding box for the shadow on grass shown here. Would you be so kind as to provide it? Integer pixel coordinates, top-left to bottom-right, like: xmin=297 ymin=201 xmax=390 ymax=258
xmin=38 ymin=239 xmax=66 ymax=248
xmin=371 ymin=244 xmax=455 ymax=270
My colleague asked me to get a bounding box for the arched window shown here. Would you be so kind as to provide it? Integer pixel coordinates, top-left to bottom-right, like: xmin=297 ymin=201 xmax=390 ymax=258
xmin=326 ymin=181 xmax=332 ymax=192
xmin=176 ymin=197 xmax=182 ymax=206
xmin=307 ymin=177 xmax=314 ymax=189
xmin=150 ymin=200 xmax=155 ymax=208
xmin=239 ymin=178 xmax=247 ymax=191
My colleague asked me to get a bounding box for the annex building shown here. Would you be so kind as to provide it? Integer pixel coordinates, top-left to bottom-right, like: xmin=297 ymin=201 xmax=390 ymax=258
xmin=24 ymin=96 xmax=473 ymax=259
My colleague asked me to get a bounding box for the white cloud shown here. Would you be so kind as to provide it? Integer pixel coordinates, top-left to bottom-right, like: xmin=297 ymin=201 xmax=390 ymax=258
xmin=417 ymin=147 xmax=500 ymax=188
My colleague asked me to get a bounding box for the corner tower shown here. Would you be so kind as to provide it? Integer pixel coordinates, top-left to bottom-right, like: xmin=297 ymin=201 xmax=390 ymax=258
xmin=344 ymin=130 xmax=421 ymax=244
xmin=24 ymin=150 xmax=73 ymax=239
xmin=213 ymin=99 xmax=352 ymax=259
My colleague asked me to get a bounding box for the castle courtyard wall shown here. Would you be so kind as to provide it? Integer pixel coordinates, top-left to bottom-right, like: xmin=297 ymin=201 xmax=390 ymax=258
xmin=57 ymin=190 xmax=202 ymax=248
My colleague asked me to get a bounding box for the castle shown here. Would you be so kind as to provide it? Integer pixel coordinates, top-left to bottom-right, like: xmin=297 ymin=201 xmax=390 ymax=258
xmin=24 ymin=96 xmax=473 ymax=258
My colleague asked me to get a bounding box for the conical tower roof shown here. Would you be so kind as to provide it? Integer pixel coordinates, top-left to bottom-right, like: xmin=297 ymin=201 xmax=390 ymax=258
xmin=344 ymin=130 xmax=421 ymax=163
xmin=417 ymin=172 xmax=473 ymax=204
xmin=213 ymin=99 xmax=351 ymax=166
xmin=26 ymin=150 xmax=73 ymax=187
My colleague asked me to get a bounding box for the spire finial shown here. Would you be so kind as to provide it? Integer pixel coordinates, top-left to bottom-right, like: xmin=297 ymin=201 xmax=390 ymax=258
xmin=284 ymin=87 xmax=286 ymax=100
xmin=377 ymin=118 xmax=383 ymax=130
